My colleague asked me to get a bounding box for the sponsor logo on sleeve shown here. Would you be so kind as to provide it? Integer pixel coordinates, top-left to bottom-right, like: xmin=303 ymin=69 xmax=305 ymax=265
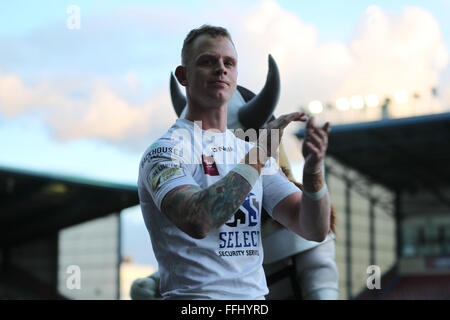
xmin=148 ymin=162 xmax=186 ymax=191
xmin=141 ymin=143 xmax=183 ymax=169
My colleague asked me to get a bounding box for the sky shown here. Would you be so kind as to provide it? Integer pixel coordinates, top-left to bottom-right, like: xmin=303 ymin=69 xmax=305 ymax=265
xmin=1 ymin=0 xmax=449 ymax=267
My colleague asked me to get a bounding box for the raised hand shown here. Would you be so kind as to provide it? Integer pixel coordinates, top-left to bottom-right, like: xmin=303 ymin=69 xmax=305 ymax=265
xmin=302 ymin=117 xmax=330 ymax=174
xmin=259 ymin=112 xmax=308 ymax=159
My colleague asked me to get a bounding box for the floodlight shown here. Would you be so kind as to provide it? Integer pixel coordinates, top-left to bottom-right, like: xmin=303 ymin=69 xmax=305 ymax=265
xmin=308 ymin=100 xmax=323 ymax=114
xmin=336 ymin=97 xmax=350 ymax=110
xmin=365 ymin=94 xmax=379 ymax=107
xmin=350 ymin=95 xmax=364 ymax=109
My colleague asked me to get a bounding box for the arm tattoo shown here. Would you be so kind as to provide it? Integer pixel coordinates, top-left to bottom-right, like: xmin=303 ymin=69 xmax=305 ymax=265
xmin=162 ymin=171 xmax=254 ymax=236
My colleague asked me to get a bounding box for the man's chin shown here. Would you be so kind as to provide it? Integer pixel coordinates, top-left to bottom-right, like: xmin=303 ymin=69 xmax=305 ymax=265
xmin=206 ymin=91 xmax=232 ymax=105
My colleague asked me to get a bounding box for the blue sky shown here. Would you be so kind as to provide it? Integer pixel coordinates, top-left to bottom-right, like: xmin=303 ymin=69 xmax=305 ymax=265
xmin=1 ymin=0 xmax=449 ymax=267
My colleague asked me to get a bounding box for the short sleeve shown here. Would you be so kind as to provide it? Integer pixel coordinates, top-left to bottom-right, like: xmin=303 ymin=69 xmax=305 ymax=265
xmin=262 ymin=159 xmax=300 ymax=217
xmin=138 ymin=139 xmax=200 ymax=211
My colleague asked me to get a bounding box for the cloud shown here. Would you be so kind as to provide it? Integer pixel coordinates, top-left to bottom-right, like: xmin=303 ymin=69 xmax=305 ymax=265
xmin=231 ymin=0 xmax=352 ymax=110
xmin=335 ymin=6 xmax=448 ymax=103
xmin=0 ymin=73 xmax=37 ymax=116
xmin=0 ymin=0 xmax=448 ymax=159
xmin=228 ymin=0 xmax=449 ymax=162
xmin=0 ymin=71 xmax=176 ymax=150
xmin=0 ymin=1 xmax=252 ymax=149
xmin=234 ymin=1 xmax=448 ymax=114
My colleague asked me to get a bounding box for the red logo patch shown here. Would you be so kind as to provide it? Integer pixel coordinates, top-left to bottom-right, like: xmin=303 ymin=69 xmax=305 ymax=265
xmin=202 ymin=154 xmax=219 ymax=176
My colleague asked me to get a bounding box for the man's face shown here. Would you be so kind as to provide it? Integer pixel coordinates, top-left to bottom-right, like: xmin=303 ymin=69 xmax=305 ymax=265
xmin=184 ymin=34 xmax=238 ymax=107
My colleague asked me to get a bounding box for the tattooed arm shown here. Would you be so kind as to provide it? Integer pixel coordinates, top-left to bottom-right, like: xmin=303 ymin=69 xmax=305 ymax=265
xmin=161 ymin=147 xmax=265 ymax=239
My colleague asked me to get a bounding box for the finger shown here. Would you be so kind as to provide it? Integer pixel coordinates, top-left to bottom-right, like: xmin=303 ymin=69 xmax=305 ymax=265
xmin=322 ymin=122 xmax=331 ymax=134
xmin=278 ymin=112 xmax=306 ymax=130
xmin=313 ymin=126 xmax=328 ymax=143
xmin=298 ymin=113 xmax=308 ymax=122
xmin=306 ymin=132 xmax=327 ymax=153
xmin=283 ymin=111 xmax=304 ymax=118
xmin=297 ymin=112 xmax=308 ymax=121
xmin=307 ymin=120 xmax=330 ymax=143
xmin=306 ymin=142 xmax=326 ymax=161
xmin=307 ymin=131 xmax=324 ymax=147
xmin=306 ymin=116 xmax=315 ymax=129
xmin=286 ymin=112 xmax=306 ymax=122
xmin=305 ymin=141 xmax=321 ymax=156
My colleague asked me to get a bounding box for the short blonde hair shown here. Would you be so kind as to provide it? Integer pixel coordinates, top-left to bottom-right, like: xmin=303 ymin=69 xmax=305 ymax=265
xmin=181 ymin=24 xmax=234 ymax=65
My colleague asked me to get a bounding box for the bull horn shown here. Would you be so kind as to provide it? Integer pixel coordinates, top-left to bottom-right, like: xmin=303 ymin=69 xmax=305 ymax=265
xmin=170 ymin=72 xmax=187 ymax=117
xmin=238 ymin=54 xmax=280 ymax=130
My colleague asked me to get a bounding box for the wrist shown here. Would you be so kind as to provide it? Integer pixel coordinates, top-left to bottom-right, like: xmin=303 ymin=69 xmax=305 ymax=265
xmin=302 ymin=183 xmax=328 ymax=201
xmin=303 ymin=160 xmax=324 ymax=175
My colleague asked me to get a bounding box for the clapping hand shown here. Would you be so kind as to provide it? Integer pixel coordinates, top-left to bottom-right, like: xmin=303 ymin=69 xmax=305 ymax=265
xmin=302 ymin=117 xmax=330 ymax=174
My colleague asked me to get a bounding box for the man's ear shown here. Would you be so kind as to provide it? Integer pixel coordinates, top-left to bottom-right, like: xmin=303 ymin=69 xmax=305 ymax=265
xmin=175 ymin=65 xmax=188 ymax=87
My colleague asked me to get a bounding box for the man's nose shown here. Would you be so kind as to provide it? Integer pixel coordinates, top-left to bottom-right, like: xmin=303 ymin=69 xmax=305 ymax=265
xmin=214 ymin=61 xmax=227 ymax=75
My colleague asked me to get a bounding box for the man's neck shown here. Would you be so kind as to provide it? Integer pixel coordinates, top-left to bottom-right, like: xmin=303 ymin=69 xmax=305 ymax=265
xmin=184 ymin=100 xmax=228 ymax=132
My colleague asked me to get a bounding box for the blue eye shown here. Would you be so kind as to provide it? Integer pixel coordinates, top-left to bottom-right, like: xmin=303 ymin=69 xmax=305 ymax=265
xmin=224 ymin=60 xmax=235 ymax=67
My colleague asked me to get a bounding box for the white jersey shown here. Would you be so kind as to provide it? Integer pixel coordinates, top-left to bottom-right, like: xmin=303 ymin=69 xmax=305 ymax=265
xmin=138 ymin=118 xmax=299 ymax=299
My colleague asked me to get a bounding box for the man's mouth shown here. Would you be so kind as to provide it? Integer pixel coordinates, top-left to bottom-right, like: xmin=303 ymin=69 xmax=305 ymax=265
xmin=210 ymin=80 xmax=229 ymax=86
